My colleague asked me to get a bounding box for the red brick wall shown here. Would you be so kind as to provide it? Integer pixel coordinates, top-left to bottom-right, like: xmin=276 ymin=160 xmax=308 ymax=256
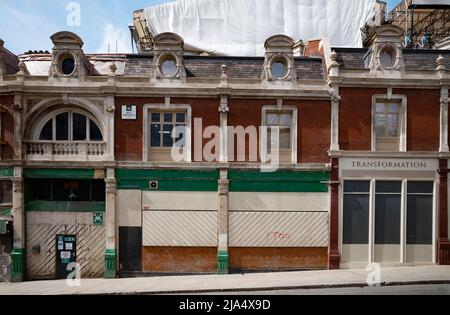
xmin=0 ymin=96 xmax=14 ymax=160
xmin=340 ymin=88 xmax=440 ymax=152
xmin=339 ymin=88 xmax=384 ymax=150
xmin=285 ymin=100 xmax=330 ymax=163
xmin=115 ymin=97 xmax=219 ymax=161
xmin=393 ymin=89 xmax=440 ymax=151
xmin=228 ymin=99 xmax=330 ymax=163
xmin=172 ymin=97 xmax=220 ymax=162
xmin=228 ymin=99 xmax=263 ymax=162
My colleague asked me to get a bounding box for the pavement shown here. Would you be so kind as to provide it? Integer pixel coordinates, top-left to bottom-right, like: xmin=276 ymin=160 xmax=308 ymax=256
xmin=0 ymin=265 xmax=450 ymax=295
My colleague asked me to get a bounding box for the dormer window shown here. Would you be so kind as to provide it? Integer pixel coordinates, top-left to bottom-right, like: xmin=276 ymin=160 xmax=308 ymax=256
xmin=379 ymin=45 xmax=397 ymax=69
xmin=59 ymin=52 xmax=76 ymax=76
xmin=159 ymin=53 xmax=178 ymax=78
xmin=262 ymin=35 xmax=296 ymax=82
xmin=270 ymin=55 xmax=289 ymax=80
xmin=151 ymin=33 xmax=186 ymax=80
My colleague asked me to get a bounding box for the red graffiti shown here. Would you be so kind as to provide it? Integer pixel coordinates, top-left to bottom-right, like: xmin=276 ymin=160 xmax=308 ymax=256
xmin=267 ymin=231 xmax=291 ymax=240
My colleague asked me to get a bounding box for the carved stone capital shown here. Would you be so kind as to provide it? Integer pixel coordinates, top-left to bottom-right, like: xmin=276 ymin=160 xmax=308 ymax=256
xmin=106 ymin=104 xmax=116 ymax=113
xmin=330 ymin=92 xmax=341 ymax=103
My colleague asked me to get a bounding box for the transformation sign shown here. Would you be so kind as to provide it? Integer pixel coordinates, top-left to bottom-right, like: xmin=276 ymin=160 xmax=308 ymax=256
xmin=341 ymin=158 xmax=437 ymax=171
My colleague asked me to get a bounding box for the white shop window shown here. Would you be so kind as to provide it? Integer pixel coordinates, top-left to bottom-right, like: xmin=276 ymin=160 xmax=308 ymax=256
xmin=342 ymin=179 xmax=435 ymax=265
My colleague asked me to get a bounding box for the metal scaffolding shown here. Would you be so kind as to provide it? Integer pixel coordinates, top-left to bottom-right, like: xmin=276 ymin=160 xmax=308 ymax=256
xmin=389 ymin=0 xmax=450 ymax=49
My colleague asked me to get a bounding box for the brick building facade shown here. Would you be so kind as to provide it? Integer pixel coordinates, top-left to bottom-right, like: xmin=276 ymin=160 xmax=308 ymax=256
xmin=0 ymin=24 xmax=449 ymax=281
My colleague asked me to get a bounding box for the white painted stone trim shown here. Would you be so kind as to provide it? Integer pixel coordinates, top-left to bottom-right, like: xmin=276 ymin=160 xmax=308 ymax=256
xmin=371 ymin=93 xmax=407 ymax=152
xmin=261 ymin=104 xmax=298 ymax=164
xmin=142 ymin=103 xmax=192 ymax=162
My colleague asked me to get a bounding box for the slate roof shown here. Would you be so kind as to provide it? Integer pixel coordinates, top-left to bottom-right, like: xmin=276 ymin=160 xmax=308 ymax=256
xmin=333 ymin=47 xmax=450 ymax=70
xmin=123 ymin=55 xmax=325 ymax=80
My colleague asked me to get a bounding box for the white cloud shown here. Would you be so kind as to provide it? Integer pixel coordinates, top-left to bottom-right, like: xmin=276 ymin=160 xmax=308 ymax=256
xmin=97 ymin=24 xmax=132 ymax=54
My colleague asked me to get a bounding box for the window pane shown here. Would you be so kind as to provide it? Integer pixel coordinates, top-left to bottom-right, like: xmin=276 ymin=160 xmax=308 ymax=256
xmin=375 ymin=114 xmax=387 ymax=136
xmin=376 ymin=103 xmax=386 ymax=113
xmin=279 ymin=114 xmax=292 ymax=126
xmin=89 ymin=120 xmax=103 ymax=141
xmin=56 ymin=112 xmax=69 ymax=141
xmin=164 ymin=113 xmax=173 ymax=123
xmin=343 ymin=194 xmax=370 ymax=244
xmin=0 ymin=181 xmax=12 ymax=204
xmin=73 ymin=113 xmax=87 ymax=141
xmin=389 ymin=104 xmax=399 ymax=113
xmin=163 ymin=124 xmax=174 ymax=147
xmin=375 ymin=194 xmax=401 ymax=244
xmin=387 ymin=114 xmax=398 ymax=137
xmin=407 ymin=195 xmax=433 ymax=245
xmin=151 ymin=124 xmax=161 ymax=147
xmin=176 ymin=113 xmax=186 ymax=123
xmin=344 ymin=181 xmax=370 ymax=193
xmin=376 ymin=181 xmax=402 ymax=193
xmin=39 ymin=119 xmax=53 ymax=141
xmin=279 ymin=128 xmax=291 ymax=149
xmin=266 ymin=113 xmax=278 ymax=126
xmin=174 ymin=125 xmax=185 ymax=147
xmin=408 ymin=181 xmax=433 ymax=194
xmin=151 ymin=113 xmax=160 ymax=123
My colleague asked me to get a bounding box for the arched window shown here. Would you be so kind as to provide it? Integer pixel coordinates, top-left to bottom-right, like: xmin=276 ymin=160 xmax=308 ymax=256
xmin=38 ymin=110 xmax=103 ymax=142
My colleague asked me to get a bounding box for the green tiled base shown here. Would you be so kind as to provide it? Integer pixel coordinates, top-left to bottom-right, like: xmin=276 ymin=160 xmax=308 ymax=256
xmin=218 ymin=251 xmax=229 ymax=275
xmin=105 ymin=249 xmax=117 ymax=279
xmin=11 ymin=248 xmax=25 ymax=282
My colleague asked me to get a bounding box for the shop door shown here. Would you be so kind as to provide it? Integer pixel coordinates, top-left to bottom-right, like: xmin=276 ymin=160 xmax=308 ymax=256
xmin=56 ymin=235 xmax=77 ymax=279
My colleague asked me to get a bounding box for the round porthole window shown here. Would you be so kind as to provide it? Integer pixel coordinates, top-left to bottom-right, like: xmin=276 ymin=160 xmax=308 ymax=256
xmin=59 ymin=53 xmax=76 ymax=76
xmin=270 ymin=56 xmax=288 ymax=80
xmin=160 ymin=54 xmax=178 ymax=78
xmin=379 ymin=45 xmax=397 ymax=69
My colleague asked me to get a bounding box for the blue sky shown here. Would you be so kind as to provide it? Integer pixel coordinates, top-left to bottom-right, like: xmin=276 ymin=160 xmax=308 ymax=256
xmin=0 ymin=0 xmax=402 ymax=55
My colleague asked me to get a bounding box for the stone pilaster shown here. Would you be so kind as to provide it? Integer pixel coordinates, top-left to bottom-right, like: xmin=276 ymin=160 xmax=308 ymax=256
xmin=219 ymin=96 xmax=229 ymax=163
xmin=439 ymin=88 xmax=449 ymax=153
xmin=217 ymin=169 xmax=229 ymax=274
xmin=104 ymin=168 xmax=117 ymax=278
xmin=11 ymin=167 xmax=24 ymax=282
xmin=13 ymin=94 xmax=23 ymax=161
xmin=104 ymin=96 xmax=115 ymax=161
xmin=328 ymin=51 xmax=340 ymax=152
xmin=328 ymin=158 xmax=340 ymax=269
xmin=438 ymin=159 xmax=450 ymax=265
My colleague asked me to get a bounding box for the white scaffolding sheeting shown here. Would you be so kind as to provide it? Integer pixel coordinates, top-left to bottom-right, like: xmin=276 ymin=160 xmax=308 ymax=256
xmin=143 ymin=0 xmax=378 ymax=56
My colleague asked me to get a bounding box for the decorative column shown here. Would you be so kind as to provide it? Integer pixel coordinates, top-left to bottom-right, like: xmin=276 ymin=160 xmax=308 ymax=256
xmin=328 ymin=158 xmax=341 ymax=269
xmin=219 ymin=96 xmax=229 ymax=163
xmin=439 ymin=93 xmax=449 ymax=152
xmin=13 ymin=94 xmax=23 ymax=160
xmin=437 ymin=56 xmax=449 ymax=152
xmin=217 ymin=169 xmax=229 ymax=274
xmin=11 ymin=167 xmax=25 ymax=281
xmin=104 ymin=168 xmax=117 ymax=278
xmin=219 ymin=64 xmax=230 ymax=163
xmin=105 ymin=95 xmax=115 ymax=161
xmin=328 ymin=51 xmax=340 ymax=152
xmin=438 ymin=159 xmax=450 ymax=265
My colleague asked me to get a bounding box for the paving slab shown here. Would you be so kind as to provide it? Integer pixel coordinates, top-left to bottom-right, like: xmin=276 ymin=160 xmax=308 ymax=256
xmin=0 ymin=265 xmax=449 ymax=295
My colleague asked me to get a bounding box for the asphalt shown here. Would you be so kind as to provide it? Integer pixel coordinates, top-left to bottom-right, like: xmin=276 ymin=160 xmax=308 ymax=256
xmin=0 ymin=265 xmax=449 ymax=295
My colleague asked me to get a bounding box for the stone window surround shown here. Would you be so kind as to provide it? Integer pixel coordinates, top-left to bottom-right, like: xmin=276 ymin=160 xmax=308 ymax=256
xmin=371 ymin=93 xmax=407 ymax=152
xmin=29 ymin=108 xmax=103 ymax=142
xmin=142 ymin=104 xmax=192 ymax=162
xmin=261 ymin=105 xmax=298 ymax=164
